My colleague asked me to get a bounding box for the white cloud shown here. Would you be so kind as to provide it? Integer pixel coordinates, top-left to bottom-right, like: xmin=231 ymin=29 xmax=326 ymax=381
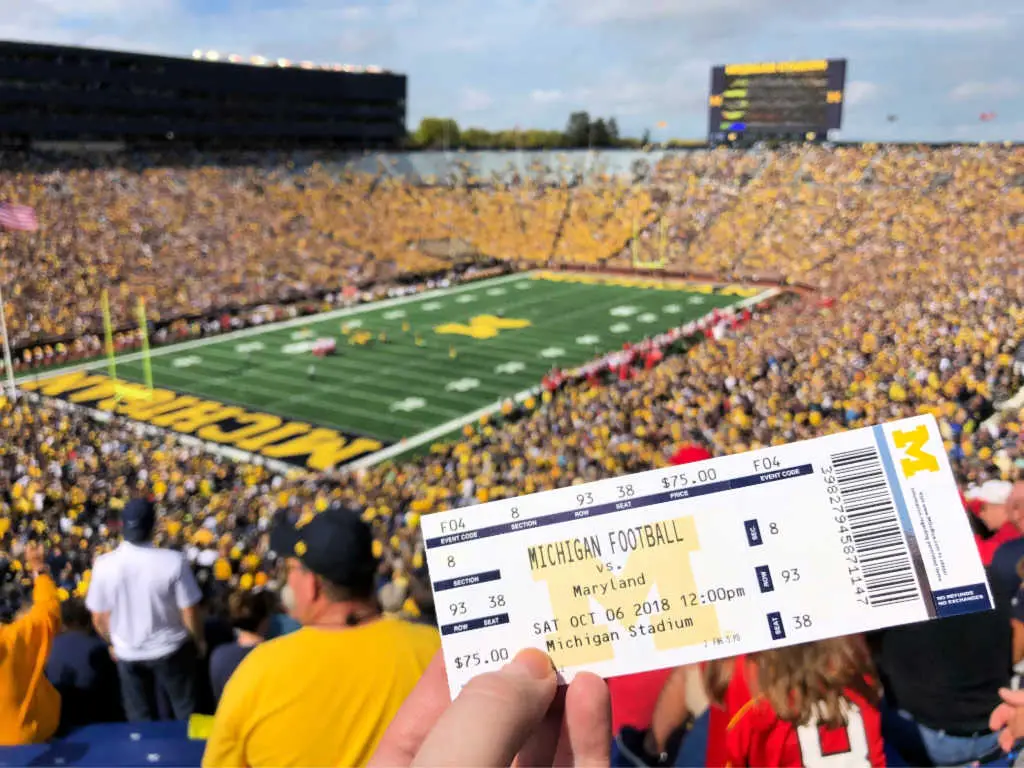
xmin=459 ymin=88 xmax=494 ymax=112
xmin=950 ymin=120 xmax=1023 ymax=140
xmin=845 ymin=81 xmax=879 ymax=106
xmin=949 ymin=79 xmax=1019 ymax=101
xmin=834 ymin=14 xmax=1006 ymax=33
xmin=530 ymin=89 xmax=565 ymax=104
xmin=339 ymin=6 xmax=371 ymax=21
xmin=30 ymin=0 xmax=173 ymax=15
xmin=563 ymin=60 xmax=711 ymax=117
xmin=558 ymin=0 xmax=757 ymax=25
xmin=437 ymin=36 xmax=488 ymax=52
xmin=385 ymin=0 xmax=418 ymax=20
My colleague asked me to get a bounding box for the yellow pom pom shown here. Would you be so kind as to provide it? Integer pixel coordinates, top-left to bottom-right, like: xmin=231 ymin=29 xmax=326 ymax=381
xmin=402 ymin=596 xmax=421 ymax=617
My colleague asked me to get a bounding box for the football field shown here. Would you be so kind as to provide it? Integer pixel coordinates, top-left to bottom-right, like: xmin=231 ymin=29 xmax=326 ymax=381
xmin=19 ymin=272 xmax=766 ymax=471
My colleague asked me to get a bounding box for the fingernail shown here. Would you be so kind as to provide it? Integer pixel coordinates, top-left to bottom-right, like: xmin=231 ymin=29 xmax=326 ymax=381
xmin=505 ymin=648 xmax=555 ymax=680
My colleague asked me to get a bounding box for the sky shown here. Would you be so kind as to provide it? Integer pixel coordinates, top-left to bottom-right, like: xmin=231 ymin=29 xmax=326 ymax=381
xmin=2 ymin=0 xmax=1022 ymax=141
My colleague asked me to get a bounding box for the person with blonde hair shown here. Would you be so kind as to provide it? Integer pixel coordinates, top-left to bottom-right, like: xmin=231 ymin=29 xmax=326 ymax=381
xmin=726 ymin=637 xmax=884 ymax=766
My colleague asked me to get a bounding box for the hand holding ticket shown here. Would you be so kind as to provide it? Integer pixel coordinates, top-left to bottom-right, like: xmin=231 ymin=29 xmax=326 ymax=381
xmin=423 ymin=415 xmax=991 ymax=697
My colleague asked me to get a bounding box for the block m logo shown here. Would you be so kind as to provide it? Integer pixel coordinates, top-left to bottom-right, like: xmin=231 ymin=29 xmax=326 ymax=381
xmin=434 ymin=315 xmax=531 ymax=340
xmin=891 ymin=425 xmax=940 ymax=478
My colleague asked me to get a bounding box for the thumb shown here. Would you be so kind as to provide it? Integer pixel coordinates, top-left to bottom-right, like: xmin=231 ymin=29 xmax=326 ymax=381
xmin=412 ymin=649 xmax=558 ymax=767
xmin=999 ymin=688 xmax=1024 ymax=707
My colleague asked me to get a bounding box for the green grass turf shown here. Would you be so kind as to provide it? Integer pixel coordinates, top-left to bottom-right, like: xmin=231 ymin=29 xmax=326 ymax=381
xmin=40 ymin=274 xmax=747 ymax=446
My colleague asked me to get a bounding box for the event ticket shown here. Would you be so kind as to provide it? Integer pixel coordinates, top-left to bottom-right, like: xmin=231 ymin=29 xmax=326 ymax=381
xmin=422 ymin=415 xmax=992 ymax=697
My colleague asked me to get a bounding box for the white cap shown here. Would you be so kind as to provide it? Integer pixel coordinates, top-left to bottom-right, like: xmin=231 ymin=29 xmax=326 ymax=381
xmin=966 ymin=480 xmax=1014 ymax=505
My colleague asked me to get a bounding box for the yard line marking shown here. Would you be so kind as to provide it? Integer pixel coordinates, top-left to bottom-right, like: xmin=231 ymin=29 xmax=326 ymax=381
xmin=609 ymin=305 xmax=639 ymax=316
xmin=445 ymin=378 xmax=480 ymax=392
xmin=495 ymin=361 xmax=526 ymax=374
xmin=390 ymin=397 xmax=428 ymax=413
xmin=282 ymin=341 xmax=319 ymax=354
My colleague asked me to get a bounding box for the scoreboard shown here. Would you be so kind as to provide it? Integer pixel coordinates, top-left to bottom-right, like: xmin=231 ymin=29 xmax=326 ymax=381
xmin=708 ymin=59 xmax=846 ymax=143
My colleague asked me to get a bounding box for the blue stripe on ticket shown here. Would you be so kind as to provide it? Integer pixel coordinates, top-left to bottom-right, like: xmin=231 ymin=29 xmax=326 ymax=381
xmin=931 ymin=583 xmax=992 ymax=617
xmin=426 ymin=464 xmax=814 ymax=549
xmin=441 ymin=612 xmax=511 ymax=636
xmin=433 ymin=570 xmax=502 ymax=593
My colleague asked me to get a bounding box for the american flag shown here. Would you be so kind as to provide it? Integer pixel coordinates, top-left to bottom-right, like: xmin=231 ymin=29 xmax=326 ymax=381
xmin=0 ymin=203 xmax=39 ymax=232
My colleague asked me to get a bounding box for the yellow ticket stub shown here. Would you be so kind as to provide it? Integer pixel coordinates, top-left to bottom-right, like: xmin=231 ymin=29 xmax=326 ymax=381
xmin=422 ymin=415 xmax=991 ymax=697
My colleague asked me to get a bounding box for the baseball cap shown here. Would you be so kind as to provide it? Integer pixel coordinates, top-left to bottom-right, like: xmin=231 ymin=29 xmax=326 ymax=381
xmin=269 ymin=504 xmax=378 ymax=591
xmin=122 ymin=499 xmax=156 ymax=543
xmin=965 ymin=480 xmax=1014 ymax=506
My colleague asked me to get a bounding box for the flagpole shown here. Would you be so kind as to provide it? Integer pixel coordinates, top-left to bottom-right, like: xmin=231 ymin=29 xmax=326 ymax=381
xmin=0 ymin=283 xmax=17 ymax=401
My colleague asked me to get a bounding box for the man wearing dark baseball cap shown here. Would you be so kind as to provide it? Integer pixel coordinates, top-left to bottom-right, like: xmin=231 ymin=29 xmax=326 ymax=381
xmin=203 ymin=504 xmax=439 ymax=768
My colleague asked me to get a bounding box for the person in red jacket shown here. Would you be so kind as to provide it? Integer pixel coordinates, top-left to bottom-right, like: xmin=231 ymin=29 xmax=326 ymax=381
xmin=726 ymin=637 xmax=884 ymax=767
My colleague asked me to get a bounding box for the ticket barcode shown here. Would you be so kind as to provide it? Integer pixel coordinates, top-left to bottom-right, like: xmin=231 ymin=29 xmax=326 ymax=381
xmin=424 ymin=416 xmax=993 ymax=697
xmin=829 ymin=446 xmax=920 ymax=608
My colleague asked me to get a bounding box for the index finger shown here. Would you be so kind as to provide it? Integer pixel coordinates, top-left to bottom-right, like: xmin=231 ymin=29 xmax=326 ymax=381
xmin=370 ymin=650 xmax=451 ymax=767
xmin=991 ymin=687 xmax=1024 ymax=731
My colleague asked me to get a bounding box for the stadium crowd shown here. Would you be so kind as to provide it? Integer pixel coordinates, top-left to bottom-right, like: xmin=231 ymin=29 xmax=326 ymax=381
xmin=0 ymin=142 xmax=1022 ymax=765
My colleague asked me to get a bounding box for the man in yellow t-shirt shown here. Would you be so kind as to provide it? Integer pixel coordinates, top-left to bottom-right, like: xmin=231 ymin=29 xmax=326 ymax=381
xmin=202 ymin=505 xmax=438 ymax=767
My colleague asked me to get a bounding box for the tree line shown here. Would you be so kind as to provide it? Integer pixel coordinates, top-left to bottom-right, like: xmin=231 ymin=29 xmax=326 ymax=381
xmin=408 ymin=112 xmax=656 ymax=150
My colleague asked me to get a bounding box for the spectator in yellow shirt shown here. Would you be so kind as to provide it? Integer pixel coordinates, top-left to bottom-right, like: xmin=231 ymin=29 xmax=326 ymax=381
xmin=0 ymin=540 xmax=62 ymax=745
xmin=203 ymin=505 xmax=438 ymax=767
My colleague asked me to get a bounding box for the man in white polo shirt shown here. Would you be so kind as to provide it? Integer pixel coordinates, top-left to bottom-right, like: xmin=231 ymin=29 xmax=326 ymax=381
xmin=86 ymin=499 xmax=205 ymax=721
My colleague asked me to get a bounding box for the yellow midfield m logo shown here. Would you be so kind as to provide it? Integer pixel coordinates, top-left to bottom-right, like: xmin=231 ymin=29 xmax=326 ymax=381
xmin=434 ymin=315 xmax=531 ymax=340
xmin=892 ymin=425 xmax=940 ymax=478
